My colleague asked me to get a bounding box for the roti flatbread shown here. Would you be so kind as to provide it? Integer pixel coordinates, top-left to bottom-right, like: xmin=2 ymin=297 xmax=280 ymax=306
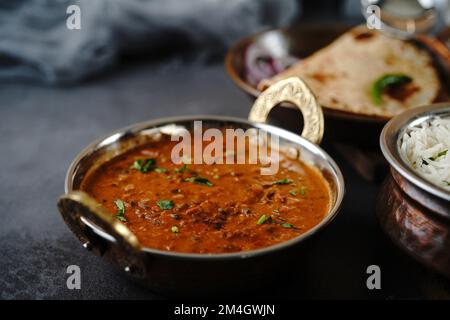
xmin=259 ymin=26 xmax=441 ymax=118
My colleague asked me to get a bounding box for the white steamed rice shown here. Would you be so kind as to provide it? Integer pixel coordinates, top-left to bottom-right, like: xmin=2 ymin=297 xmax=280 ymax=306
xmin=400 ymin=116 xmax=450 ymax=192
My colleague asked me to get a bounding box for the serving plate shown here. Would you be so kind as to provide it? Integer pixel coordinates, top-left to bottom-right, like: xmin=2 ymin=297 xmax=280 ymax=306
xmin=57 ymin=78 xmax=345 ymax=296
xmin=225 ymin=24 xmax=450 ymax=124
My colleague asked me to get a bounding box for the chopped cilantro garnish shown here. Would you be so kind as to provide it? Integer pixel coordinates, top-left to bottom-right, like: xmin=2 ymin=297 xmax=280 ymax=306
xmin=272 ymin=178 xmax=292 ymax=185
xmin=300 ymin=186 xmax=306 ymax=195
xmin=281 ymin=223 xmax=294 ymax=229
xmin=133 ymin=158 xmax=156 ymax=173
xmin=114 ymin=199 xmax=127 ymax=222
xmin=175 ymin=164 xmax=188 ymax=173
xmin=156 ymin=199 xmax=174 ymax=210
xmin=132 ymin=158 xmax=167 ymax=173
xmin=184 ymin=176 xmax=213 ymax=187
xmin=256 ymin=214 xmax=271 ymax=225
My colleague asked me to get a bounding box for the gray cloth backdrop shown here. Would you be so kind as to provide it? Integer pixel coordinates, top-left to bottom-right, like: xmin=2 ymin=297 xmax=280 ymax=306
xmin=0 ymin=0 xmax=300 ymax=84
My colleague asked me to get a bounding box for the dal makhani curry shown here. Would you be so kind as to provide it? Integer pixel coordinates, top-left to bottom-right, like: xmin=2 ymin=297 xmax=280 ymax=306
xmin=81 ymin=132 xmax=331 ymax=254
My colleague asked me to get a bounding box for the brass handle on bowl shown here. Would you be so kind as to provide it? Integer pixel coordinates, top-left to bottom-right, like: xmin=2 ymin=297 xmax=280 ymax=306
xmin=248 ymin=77 xmax=324 ymax=144
xmin=58 ymin=191 xmax=146 ymax=277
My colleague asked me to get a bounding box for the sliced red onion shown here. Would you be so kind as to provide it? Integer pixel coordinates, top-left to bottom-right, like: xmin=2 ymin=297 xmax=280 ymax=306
xmin=244 ymin=42 xmax=299 ymax=87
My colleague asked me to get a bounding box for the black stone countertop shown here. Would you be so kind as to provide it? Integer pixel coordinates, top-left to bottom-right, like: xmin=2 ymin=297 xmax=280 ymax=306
xmin=1 ymin=60 xmax=449 ymax=299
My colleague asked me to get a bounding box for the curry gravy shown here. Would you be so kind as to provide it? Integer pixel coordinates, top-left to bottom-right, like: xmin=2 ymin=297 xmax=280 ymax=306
xmin=81 ymin=135 xmax=331 ymax=253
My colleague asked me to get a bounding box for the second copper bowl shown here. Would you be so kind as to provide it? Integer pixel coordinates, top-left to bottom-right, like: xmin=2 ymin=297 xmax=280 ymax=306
xmin=377 ymin=104 xmax=450 ymax=279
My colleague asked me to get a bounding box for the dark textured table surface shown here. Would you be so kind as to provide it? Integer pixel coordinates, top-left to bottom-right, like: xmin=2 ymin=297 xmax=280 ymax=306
xmin=1 ymin=60 xmax=449 ymax=299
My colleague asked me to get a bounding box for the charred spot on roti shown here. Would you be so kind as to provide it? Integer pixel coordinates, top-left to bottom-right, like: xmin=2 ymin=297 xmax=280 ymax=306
xmin=353 ymin=30 xmax=375 ymax=41
xmin=309 ymin=72 xmax=335 ymax=84
xmin=385 ymin=82 xmax=420 ymax=102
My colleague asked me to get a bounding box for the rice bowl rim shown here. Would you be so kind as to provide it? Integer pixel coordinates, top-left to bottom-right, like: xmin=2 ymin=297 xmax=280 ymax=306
xmin=380 ymin=103 xmax=450 ymax=202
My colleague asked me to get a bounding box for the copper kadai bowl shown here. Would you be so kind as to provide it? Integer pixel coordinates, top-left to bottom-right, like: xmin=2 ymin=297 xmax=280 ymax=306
xmin=378 ymin=104 xmax=450 ymax=279
xmin=57 ymin=78 xmax=345 ymax=296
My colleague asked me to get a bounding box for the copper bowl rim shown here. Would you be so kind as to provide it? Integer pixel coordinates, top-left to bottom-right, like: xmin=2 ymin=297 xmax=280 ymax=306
xmin=380 ymin=103 xmax=450 ymax=202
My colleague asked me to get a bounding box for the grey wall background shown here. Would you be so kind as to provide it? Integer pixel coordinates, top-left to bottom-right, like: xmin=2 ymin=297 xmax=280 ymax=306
xmin=0 ymin=0 xmax=300 ymax=84
xmin=0 ymin=0 xmax=369 ymax=85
